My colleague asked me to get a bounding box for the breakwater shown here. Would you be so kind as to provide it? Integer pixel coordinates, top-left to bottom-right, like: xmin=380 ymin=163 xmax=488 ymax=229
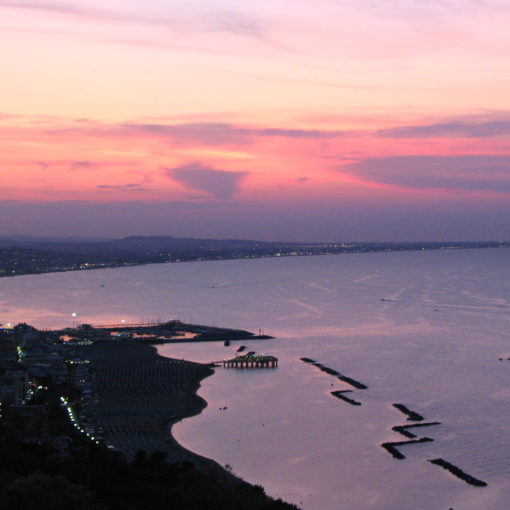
xmin=380 ymin=404 xmax=433 ymax=459
xmin=379 ymin=405 xmax=487 ymax=488
xmin=429 ymin=459 xmax=487 ymax=487
xmin=337 ymin=374 xmax=367 ymax=390
xmin=381 ymin=438 xmax=434 ymax=460
xmin=299 ymin=358 xmax=368 ymax=389
xmin=300 ymin=357 xmax=367 ymax=408
xmin=392 ymin=403 xmax=424 ymax=421
xmin=392 ymin=422 xmax=441 ymax=439
xmin=330 ymin=390 xmax=361 ymax=406
xmin=299 ymin=355 xmax=488 ymax=491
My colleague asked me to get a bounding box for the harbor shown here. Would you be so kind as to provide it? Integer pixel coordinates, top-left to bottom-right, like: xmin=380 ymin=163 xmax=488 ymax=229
xmin=56 ymin=321 xmax=273 ymax=345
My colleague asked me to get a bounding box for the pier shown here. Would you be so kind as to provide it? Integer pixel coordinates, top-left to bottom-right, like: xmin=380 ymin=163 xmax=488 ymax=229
xmin=223 ymin=352 xmax=278 ymax=368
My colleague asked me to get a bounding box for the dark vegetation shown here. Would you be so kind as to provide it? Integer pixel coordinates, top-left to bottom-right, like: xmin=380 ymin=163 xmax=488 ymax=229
xmin=0 ymin=391 xmax=298 ymax=510
xmin=0 ymin=236 xmax=507 ymax=277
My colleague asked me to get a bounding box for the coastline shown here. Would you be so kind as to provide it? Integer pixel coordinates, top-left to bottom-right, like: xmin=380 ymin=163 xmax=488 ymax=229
xmin=2 ymin=242 xmax=507 ymax=279
xmin=3 ymin=328 xmax=298 ymax=509
xmin=78 ymin=341 xmax=240 ymax=482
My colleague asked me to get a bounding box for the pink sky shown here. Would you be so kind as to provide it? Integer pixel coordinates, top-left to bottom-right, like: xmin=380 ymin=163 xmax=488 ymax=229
xmin=2 ymin=1 xmax=510 ymax=240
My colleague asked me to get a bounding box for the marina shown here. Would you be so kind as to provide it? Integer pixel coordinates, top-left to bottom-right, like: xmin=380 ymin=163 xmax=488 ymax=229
xmin=56 ymin=321 xmax=272 ymax=345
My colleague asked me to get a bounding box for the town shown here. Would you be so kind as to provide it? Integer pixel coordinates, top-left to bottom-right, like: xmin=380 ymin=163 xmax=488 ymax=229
xmin=1 ymin=235 xmax=507 ymax=277
xmin=0 ymin=321 xmax=292 ymax=510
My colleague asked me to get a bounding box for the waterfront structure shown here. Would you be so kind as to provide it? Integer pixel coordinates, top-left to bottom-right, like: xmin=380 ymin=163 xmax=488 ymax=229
xmin=223 ymin=352 xmax=278 ymax=368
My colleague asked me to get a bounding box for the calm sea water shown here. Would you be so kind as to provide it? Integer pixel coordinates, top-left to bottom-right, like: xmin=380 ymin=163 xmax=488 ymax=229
xmin=2 ymin=249 xmax=510 ymax=509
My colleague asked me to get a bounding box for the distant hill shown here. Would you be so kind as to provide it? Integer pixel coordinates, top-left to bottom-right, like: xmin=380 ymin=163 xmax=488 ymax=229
xmin=0 ymin=235 xmax=276 ymax=253
xmin=0 ymin=235 xmax=110 ymax=248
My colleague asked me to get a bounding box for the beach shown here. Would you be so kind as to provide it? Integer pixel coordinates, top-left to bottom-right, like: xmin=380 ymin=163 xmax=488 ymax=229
xmin=77 ymin=341 xmax=227 ymax=475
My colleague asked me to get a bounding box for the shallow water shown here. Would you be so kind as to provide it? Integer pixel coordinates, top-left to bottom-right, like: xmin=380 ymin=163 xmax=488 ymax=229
xmin=2 ymin=249 xmax=510 ymax=509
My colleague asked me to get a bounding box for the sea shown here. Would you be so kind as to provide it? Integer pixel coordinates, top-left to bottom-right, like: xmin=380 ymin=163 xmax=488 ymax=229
xmin=2 ymin=248 xmax=510 ymax=510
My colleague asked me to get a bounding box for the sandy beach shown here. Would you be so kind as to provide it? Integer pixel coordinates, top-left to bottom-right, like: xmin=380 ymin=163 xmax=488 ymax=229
xmin=77 ymin=341 xmax=227 ymax=474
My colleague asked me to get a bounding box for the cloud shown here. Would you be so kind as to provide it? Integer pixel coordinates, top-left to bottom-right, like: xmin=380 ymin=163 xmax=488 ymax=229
xmin=297 ymin=177 xmax=309 ymax=183
xmin=36 ymin=161 xmax=49 ymax=170
xmin=122 ymin=122 xmax=348 ymax=144
xmin=8 ymin=114 xmax=352 ymax=145
xmin=123 ymin=123 xmax=247 ymax=145
xmin=255 ymin=127 xmax=342 ymax=138
xmin=70 ymin=160 xmax=99 ymax=170
xmin=0 ymin=2 xmax=271 ymax=43
xmin=96 ymin=183 xmax=143 ymax=190
xmin=0 ymin=112 xmax=18 ymax=121
xmin=165 ymin=163 xmax=248 ymax=200
xmin=0 ymin=1 xmax=177 ymax=25
xmin=377 ymin=119 xmax=510 ymax=138
xmin=203 ymin=10 xmax=269 ymax=41
xmin=344 ymin=155 xmax=510 ymax=192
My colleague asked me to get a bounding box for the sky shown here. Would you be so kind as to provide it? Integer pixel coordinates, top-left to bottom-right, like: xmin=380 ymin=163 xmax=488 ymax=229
xmin=2 ymin=0 xmax=510 ymax=241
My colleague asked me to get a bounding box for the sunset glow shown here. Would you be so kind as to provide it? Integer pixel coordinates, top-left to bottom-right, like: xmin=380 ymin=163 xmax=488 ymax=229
xmin=2 ymin=1 xmax=510 ymax=240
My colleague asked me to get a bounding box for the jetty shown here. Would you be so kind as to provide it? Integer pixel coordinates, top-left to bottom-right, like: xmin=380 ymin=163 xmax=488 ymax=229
xmin=57 ymin=320 xmax=273 ymax=345
xmin=223 ymin=352 xmax=278 ymax=368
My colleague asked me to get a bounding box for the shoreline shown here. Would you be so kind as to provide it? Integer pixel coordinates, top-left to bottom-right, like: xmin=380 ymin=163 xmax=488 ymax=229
xmin=2 ymin=243 xmax=507 ymax=279
xmin=78 ymin=341 xmax=243 ymax=483
xmin=3 ymin=326 xmax=298 ymax=509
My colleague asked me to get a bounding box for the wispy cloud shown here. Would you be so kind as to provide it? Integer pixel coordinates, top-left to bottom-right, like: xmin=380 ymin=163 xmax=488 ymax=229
xmin=200 ymin=10 xmax=269 ymax=41
xmin=165 ymin=162 xmax=248 ymax=200
xmin=97 ymin=183 xmax=145 ymax=190
xmin=70 ymin=160 xmax=100 ymax=171
xmin=0 ymin=112 xmax=19 ymax=121
xmin=121 ymin=122 xmax=349 ymax=144
xmin=328 ymin=0 xmax=510 ymax=22
xmin=0 ymin=1 xmax=177 ymax=26
xmin=36 ymin=161 xmax=49 ymax=170
xmin=377 ymin=119 xmax=510 ymax=138
xmin=0 ymin=1 xmax=272 ymax=43
xmin=344 ymin=155 xmax=510 ymax=192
